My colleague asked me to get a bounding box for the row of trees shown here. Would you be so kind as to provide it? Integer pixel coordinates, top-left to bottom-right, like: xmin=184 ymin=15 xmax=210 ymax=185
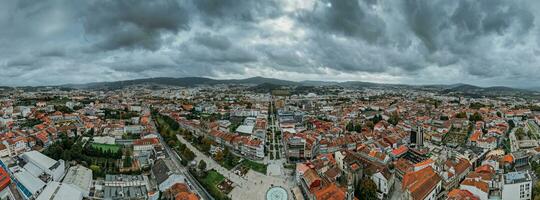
xmin=85 ymin=145 xmax=122 ymax=160
xmin=54 ymin=105 xmax=74 ymax=114
xmin=346 ymin=121 xmax=362 ymax=132
xmin=154 ymin=113 xmax=197 ymax=166
xmin=20 ymin=119 xmax=43 ymax=128
xmin=213 ymin=147 xmax=239 ymax=169
xmin=455 ymin=112 xmax=483 ymax=122
xmin=103 ymin=108 xmax=139 ymax=120
xmin=530 ymin=162 xmax=540 ymax=200
xmin=515 ymin=127 xmax=534 ymax=140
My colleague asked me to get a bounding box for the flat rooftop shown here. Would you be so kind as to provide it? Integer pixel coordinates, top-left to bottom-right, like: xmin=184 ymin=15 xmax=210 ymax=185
xmin=21 ymin=150 xmax=57 ymax=169
xmin=504 ymin=171 xmax=531 ymax=184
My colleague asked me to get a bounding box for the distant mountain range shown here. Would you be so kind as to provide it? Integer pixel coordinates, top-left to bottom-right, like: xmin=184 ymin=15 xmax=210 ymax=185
xmin=2 ymin=76 xmax=538 ymax=97
xmin=61 ymin=76 xmax=300 ymax=89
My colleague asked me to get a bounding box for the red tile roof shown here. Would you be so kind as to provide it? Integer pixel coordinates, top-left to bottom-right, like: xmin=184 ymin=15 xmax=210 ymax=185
xmin=461 ymin=179 xmax=489 ymax=193
xmin=133 ymin=138 xmax=159 ymax=146
xmin=303 ymin=169 xmax=321 ymax=190
xmin=0 ymin=167 xmax=10 ymax=191
xmin=402 ymin=166 xmax=441 ymax=200
xmin=313 ymin=183 xmax=346 ymax=200
xmin=414 ymin=158 xmax=434 ymax=169
xmin=447 ymin=189 xmax=479 ymax=200
xmin=469 ymin=130 xmax=482 ymax=142
xmin=502 ymin=154 xmax=514 ymax=163
xmin=391 ymin=145 xmax=408 ymax=156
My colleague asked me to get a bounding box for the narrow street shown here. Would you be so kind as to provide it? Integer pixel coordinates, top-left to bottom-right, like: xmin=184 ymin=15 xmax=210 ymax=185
xmin=153 ymin=118 xmax=214 ymax=200
xmin=509 ymin=127 xmax=519 ymax=152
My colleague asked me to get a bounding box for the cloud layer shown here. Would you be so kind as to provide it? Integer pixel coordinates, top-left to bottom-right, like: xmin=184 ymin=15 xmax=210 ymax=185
xmin=1 ymin=0 xmax=539 ymax=87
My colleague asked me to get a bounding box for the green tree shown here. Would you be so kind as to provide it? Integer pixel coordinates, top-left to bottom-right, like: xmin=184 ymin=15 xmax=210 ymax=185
xmin=215 ymin=151 xmax=224 ymax=162
xmin=168 ymin=140 xmax=177 ymax=148
xmin=366 ymin=121 xmax=374 ymax=130
xmin=90 ymin=165 xmax=103 ymax=178
xmin=201 ymin=137 xmax=213 ymax=153
xmin=354 ymin=123 xmax=362 ymax=132
xmin=87 ymin=128 xmax=94 ymax=136
xmin=355 ymin=178 xmax=378 ymax=200
xmin=178 ymin=143 xmax=187 ymax=152
xmin=469 ymin=112 xmax=483 ymax=122
xmin=346 ymin=122 xmax=354 ymax=132
xmin=534 ymin=181 xmax=540 ymax=200
xmin=62 ymin=151 xmax=72 ymax=161
xmin=371 ymin=115 xmax=382 ymax=124
xmin=516 ymin=128 xmax=526 ymax=140
xmin=181 ymin=148 xmax=195 ymax=161
xmin=388 ymin=112 xmax=400 ymax=126
xmin=123 ymin=155 xmax=132 ymax=168
xmin=198 ymin=160 xmax=207 ymax=172
xmin=456 ymin=112 xmax=467 ymax=118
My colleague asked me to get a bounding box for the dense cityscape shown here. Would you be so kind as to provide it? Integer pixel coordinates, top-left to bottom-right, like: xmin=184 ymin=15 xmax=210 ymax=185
xmin=0 ymin=80 xmax=538 ymax=200
xmin=3 ymin=0 xmax=540 ymax=200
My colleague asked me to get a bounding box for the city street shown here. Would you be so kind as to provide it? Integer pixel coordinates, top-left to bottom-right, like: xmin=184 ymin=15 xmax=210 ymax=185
xmin=153 ymin=119 xmax=214 ymax=200
xmin=269 ymin=99 xmax=285 ymax=161
xmin=509 ymin=127 xmax=519 ymax=152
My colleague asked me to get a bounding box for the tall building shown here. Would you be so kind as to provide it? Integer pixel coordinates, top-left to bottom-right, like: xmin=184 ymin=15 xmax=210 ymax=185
xmin=410 ymin=125 xmax=424 ymax=147
xmin=346 ymin=173 xmax=354 ymax=200
xmin=502 ymin=171 xmax=532 ymax=200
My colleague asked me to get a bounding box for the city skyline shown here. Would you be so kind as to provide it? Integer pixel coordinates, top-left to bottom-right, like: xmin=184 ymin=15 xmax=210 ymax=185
xmin=1 ymin=0 xmax=540 ymax=87
xmin=2 ymin=1 xmax=540 ymax=199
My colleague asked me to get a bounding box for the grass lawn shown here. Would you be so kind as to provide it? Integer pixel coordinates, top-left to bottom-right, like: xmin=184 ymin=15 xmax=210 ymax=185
xmin=221 ymin=157 xmax=240 ymax=170
xmin=241 ymin=160 xmax=267 ymax=174
xmin=442 ymin=129 xmax=468 ymax=147
xmin=283 ymin=163 xmax=296 ymax=169
xmin=91 ymin=143 xmax=121 ymax=153
xmin=156 ymin=117 xmax=169 ymax=129
xmin=199 ymin=170 xmax=229 ymax=200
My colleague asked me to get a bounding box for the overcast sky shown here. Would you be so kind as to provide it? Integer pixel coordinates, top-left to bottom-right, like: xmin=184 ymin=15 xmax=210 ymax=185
xmin=1 ymin=0 xmax=539 ymax=87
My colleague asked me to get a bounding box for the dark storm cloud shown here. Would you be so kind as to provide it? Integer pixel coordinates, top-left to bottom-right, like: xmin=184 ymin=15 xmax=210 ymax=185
xmin=0 ymin=0 xmax=539 ymax=87
xmin=82 ymin=0 xmax=190 ymax=51
xmin=399 ymin=0 xmax=536 ymax=78
xmin=403 ymin=0 xmax=534 ymax=53
xmin=193 ymin=0 xmax=282 ymax=24
xmin=37 ymin=47 xmax=67 ymax=58
xmin=181 ymin=39 xmax=258 ymax=64
xmin=298 ymin=0 xmax=387 ymax=43
xmin=193 ymin=33 xmax=232 ymax=50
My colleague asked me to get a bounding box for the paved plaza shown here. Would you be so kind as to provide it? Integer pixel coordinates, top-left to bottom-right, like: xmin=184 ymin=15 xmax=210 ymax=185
xmin=177 ymin=135 xmax=295 ymax=200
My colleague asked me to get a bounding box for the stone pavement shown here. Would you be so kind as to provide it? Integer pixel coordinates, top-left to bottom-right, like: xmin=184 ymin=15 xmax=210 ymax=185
xmin=177 ymin=134 xmax=295 ymax=200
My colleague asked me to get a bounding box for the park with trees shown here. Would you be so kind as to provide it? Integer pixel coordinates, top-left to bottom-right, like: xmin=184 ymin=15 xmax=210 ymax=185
xmin=43 ymin=134 xmax=138 ymax=178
